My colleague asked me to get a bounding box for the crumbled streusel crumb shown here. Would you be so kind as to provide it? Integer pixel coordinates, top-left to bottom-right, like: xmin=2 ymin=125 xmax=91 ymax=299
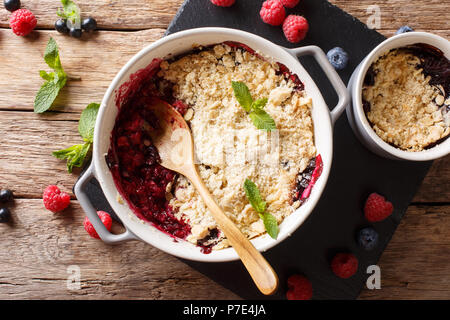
xmin=363 ymin=49 xmax=450 ymax=151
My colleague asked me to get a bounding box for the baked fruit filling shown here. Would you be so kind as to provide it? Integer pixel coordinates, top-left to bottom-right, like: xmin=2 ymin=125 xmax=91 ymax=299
xmin=107 ymin=42 xmax=321 ymax=253
xmin=362 ymin=44 xmax=450 ymax=151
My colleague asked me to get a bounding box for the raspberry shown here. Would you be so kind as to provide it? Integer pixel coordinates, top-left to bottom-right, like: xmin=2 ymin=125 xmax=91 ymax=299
xmin=286 ymin=275 xmax=312 ymax=300
xmin=281 ymin=0 xmax=300 ymax=8
xmin=282 ymin=15 xmax=309 ymax=43
xmin=84 ymin=211 xmax=113 ymax=239
xmin=9 ymin=9 xmax=37 ymax=36
xmin=331 ymin=253 xmax=358 ymax=279
xmin=210 ymin=0 xmax=235 ymax=7
xmin=43 ymin=185 xmax=70 ymax=213
xmin=260 ymin=0 xmax=286 ymax=26
xmin=364 ymin=193 xmax=393 ymax=222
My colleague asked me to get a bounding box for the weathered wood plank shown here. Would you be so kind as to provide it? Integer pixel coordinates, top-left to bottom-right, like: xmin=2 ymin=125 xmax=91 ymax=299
xmin=0 ymin=29 xmax=165 ymax=113
xmin=0 ymin=0 xmax=448 ymax=34
xmin=331 ymin=0 xmax=450 ymax=34
xmin=413 ymin=156 xmax=450 ymax=203
xmin=0 ymin=111 xmax=85 ymax=199
xmin=0 ymin=199 xmax=240 ymax=299
xmin=0 ymin=200 xmax=447 ymax=299
xmin=0 ymin=0 xmax=183 ymax=30
xmin=359 ymin=205 xmax=450 ymax=299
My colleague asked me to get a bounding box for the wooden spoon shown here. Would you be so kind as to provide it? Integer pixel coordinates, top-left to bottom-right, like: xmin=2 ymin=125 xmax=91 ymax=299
xmin=146 ymin=98 xmax=279 ymax=295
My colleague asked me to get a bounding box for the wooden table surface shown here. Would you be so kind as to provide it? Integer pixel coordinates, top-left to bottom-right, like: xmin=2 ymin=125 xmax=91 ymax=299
xmin=0 ymin=0 xmax=448 ymax=300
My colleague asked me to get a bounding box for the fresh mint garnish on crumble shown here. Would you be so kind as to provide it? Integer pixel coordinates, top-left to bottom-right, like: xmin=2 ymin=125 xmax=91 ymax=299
xmin=53 ymin=103 xmax=100 ymax=173
xmin=231 ymin=81 xmax=253 ymax=112
xmin=231 ymin=81 xmax=276 ymax=131
xmin=243 ymin=178 xmax=279 ymax=239
xmin=57 ymin=0 xmax=81 ymax=25
xmin=34 ymin=38 xmax=68 ymax=113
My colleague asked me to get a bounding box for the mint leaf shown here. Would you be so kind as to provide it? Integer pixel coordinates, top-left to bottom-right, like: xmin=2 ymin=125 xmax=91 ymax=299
xmin=252 ymin=98 xmax=268 ymax=110
xmin=232 ymin=81 xmax=253 ymax=112
xmin=249 ymin=108 xmax=277 ymax=131
xmin=243 ymin=179 xmax=266 ymax=213
xmin=39 ymin=70 xmax=55 ymax=81
xmin=231 ymin=82 xmax=276 ymax=130
xmin=259 ymin=212 xmax=279 ymax=239
xmin=244 ymin=178 xmax=279 ymax=239
xmin=57 ymin=0 xmax=81 ymax=25
xmin=44 ymin=37 xmax=63 ymax=72
xmin=53 ymin=103 xmax=100 ymax=172
xmin=34 ymin=76 xmax=66 ymax=113
xmin=78 ymin=103 xmax=100 ymax=142
xmin=53 ymin=142 xmax=91 ymax=173
xmin=34 ymin=38 xmax=67 ymax=113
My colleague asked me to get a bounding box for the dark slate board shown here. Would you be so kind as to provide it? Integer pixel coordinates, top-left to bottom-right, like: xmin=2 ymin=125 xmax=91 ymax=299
xmin=76 ymin=0 xmax=432 ymax=299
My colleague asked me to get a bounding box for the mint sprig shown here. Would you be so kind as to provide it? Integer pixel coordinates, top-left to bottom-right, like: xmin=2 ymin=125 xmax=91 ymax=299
xmin=53 ymin=103 xmax=100 ymax=173
xmin=248 ymin=108 xmax=276 ymax=131
xmin=78 ymin=103 xmax=100 ymax=142
xmin=252 ymin=98 xmax=268 ymax=110
xmin=53 ymin=143 xmax=91 ymax=173
xmin=232 ymin=81 xmax=276 ymax=131
xmin=34 ymin=38 xmax=68 ymax=113
xmin=243 ymin=178 xmax=279 ymax=239
xmin=57 ymin=0 xmax=81 ymax=25
xmin=231 ymin=81 xmax=253 ymax=112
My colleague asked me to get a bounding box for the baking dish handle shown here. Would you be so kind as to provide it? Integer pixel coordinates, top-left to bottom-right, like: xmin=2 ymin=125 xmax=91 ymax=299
xmin=74 ymin=163 xmax=138 ymax=244
xmin=289 ymin=45 xmax=350 ymax=126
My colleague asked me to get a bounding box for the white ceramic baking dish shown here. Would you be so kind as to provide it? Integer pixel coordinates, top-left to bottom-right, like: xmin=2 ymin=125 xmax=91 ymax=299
xmin=346 ymin=32 xmax=450 ymax=161
xmin=74 ymin=27 xmax=349 ymax=262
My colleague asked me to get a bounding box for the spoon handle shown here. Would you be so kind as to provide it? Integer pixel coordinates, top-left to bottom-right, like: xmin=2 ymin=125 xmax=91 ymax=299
xmin=185 ymin=168 xmax=279 ymax=295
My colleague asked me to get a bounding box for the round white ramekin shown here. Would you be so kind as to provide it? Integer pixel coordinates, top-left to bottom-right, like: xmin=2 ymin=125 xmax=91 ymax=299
xmin=347 ymin=32 xmax=450 ymax=161
xmin=74 ymin=27 xmax=349 ymax=262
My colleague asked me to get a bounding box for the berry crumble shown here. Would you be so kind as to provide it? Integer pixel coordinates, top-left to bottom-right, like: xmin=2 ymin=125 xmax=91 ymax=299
xmin=362 ymin=44 xmax=450 ymax=151
xmin=107 ymin=42 xmax=320 ymax=252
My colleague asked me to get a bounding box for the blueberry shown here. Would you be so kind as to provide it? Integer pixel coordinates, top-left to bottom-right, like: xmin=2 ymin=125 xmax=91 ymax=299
xmin=4 ymin=0 xmax=20 ymax=12
xmin=395 ymin=25 xmax=414 ymax=35
xmin=69 ymin=28 xmax=82 ymax=38
xmin=0 ymin=208 xmax=10 ymax=223
xmin=55 ymin=19 xmax=69 ymax=34
xmin=0 ymin=189 xmax=13 ymax=203
xmin=326 ymin=47 xmax=349 ymax=70
xmin=81 ymin=17 xmax=97 ymax=32
xmin=357 ymin=227 xmax=379 ymax=250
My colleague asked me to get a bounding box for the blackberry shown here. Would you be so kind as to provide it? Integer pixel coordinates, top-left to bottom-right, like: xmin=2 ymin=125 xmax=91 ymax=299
xmin=4 ymin=0 xmax=20 ymax=12
xmin=0 ymin=189 xmax=13 ymax=203
xmin=55 ymin=19 xmax=69 ymax=34
xmin=0 ymin=208 xmax=11 ymax=223
xmin=81 ymin=17 xmax=97 ymax=32
xmin=69 ymin=27 xmax=82 ymax=38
